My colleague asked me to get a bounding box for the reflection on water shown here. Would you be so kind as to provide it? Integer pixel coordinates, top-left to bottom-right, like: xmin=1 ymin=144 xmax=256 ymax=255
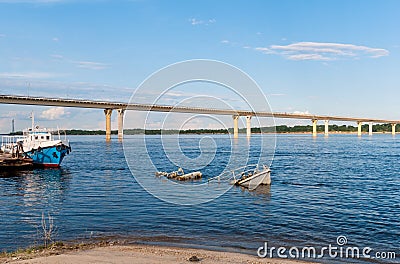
xmin=0 ymin=168 xmax=72 ymax=248
xmin=0 ymin=168 xmax=71 ymax=204
xmin=243 ymin=184 xmax=271 ymax=199
xmin=0 ymin=135 xmax=399 ymax=264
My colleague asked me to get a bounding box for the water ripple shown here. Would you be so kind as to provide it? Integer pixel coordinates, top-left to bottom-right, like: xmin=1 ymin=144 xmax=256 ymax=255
xmin=0 ymin=134 xmax=398 ymax=263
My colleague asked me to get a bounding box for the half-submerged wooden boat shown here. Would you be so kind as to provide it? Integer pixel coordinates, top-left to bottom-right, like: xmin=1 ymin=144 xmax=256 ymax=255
xmin=208 ymin=164 xmax=271 ymax=190
xmin=156 ymin=167 xmax=202 ymax=181
xmin=230 ymin=164 xmax=271 ymax=188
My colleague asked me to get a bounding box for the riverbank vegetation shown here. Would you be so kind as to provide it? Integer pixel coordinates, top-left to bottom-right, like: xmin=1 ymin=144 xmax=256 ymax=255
xmin=8 ymin=123 xmax=398 ymax=135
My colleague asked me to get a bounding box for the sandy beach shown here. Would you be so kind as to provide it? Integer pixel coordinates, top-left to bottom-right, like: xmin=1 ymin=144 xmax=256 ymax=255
xmin=2 ymin=244 xmax=315 ymax=264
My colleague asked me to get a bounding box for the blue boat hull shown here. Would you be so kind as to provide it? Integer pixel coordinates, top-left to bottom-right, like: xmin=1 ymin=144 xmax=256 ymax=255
xmin=25 ymin=145 xmax=70 ymax=167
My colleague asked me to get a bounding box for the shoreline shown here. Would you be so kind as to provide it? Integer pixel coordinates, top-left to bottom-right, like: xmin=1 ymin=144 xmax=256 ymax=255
xmin=1 ymin=241 xmax=316 ymax=264
xmin=6 ymin=130 xmax=397 ymax=136
xmin=25 ymin=131 xmax=398 ymax=135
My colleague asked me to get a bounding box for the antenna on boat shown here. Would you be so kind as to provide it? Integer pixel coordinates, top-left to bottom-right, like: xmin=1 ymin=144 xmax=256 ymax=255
xmin=30 ymin=111 xmax=34 ymax=130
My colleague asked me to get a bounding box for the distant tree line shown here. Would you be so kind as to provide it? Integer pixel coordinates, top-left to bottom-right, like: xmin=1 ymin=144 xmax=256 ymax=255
xmin=8 ymin=123 xmax=399 ymax=135
xmin=64 ymin=129 xmax=118 ymax=135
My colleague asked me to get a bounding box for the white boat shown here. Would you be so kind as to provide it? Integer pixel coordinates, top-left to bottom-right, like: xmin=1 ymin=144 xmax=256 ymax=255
xmin=208 ymin=164 xmax=271 ymax=190
xmin=1 ymin=113 xmax=71 ymax=167
xmin=230 ymin=164 xmax=271 ymax=189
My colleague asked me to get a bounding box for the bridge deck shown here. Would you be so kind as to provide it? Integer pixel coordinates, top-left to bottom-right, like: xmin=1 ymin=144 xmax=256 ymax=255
xmin=0 ymin=94 xmax=399 ymax=124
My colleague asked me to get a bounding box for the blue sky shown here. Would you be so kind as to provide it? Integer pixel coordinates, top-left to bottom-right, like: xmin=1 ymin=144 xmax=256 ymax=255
xmin=0 ymin=0 xmax=399 ymax=132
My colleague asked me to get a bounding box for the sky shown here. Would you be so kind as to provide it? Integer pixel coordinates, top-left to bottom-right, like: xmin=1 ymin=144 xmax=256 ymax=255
xmin=0 ymin=0 xmax=399 ymax=132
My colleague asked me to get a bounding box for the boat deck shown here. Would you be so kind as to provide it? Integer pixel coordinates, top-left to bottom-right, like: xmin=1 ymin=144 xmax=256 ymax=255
xmin=0 ymin=152 xmax=33 ymax=170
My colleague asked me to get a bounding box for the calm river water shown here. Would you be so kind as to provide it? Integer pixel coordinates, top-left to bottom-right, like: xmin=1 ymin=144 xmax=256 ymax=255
xmin=0 ymin=134 xmax=398 ymax=263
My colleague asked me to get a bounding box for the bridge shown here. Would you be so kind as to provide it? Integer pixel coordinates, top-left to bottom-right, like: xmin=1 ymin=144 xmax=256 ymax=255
xmin=0 ymin=94 xmax=399 ymax=140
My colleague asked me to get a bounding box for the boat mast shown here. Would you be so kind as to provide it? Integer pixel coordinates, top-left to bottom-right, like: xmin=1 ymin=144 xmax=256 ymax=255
xmin=31 ymin=111 xmax=34 ymax=130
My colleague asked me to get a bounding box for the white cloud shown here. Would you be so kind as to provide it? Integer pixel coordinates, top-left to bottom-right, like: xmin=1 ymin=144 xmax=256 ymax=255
xmin=268 ymin=93 xmax=286 ymax=96
xmin=40 ymin=107 xmax=66 ymax=120
xmin=0 ymin=71 xmax=61 ymax=78
xmin=255 ymin=42 xmax=389 ymax=61
xmin=254 ymin=47 xmax=274 ymax=54
xmin=49 ymin=54 xmax=109 ymax=70
xmin=52 ymin=37 xmax=59 ymax=42
xmin=220 ymin=40 xmax=229 ymax=44
xmin=287 ymin=53 xmax=333 ymax=61
xmin=0 ymin=111 xmax=30 ymax=119
xmin=51 ymin=54 xmax=64 ymax=59
xmin=73 ymin=61 xmax=108 ymax=70
xmin=0 ymin=78 xmax=134 ymax=101
xmin=189 ymin=18 xmax=203 ymax=25
xmin=293 ymin=110 xmax=310 ymax=115
xmin=189 ymin=18 xmax=216 ymax=26
xmin=0 ymin=34 xmax=5 ymax=38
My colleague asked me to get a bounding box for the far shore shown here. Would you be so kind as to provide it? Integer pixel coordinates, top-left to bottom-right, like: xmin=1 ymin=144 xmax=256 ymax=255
xmin=6 ymin=131 xmax=397 ymax=136
xmin=2 ymin=242 xmax=316 ymax=264
xmin=6 ymin=123 xmax=398 ymax=137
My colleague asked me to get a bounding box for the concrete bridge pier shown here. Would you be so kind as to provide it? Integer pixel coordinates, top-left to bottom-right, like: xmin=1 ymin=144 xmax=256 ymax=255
xmin=369 ymin=122 xmax=373 ymax=136
xmin=233 ymin=115 xmax=239 ymax=138
xmin=357 ymin=121 xmax=362 ymax=136
xmin=246 ymin=116 xmax=252 ymax=138
xmin=392 ymin=124 xmax=396 ymax=135
xmin=324 ymin=120 xmax=329 ymax=136
xmin=117 ymin=109 xmax=125 ymax=141
xmin=104 ymin=109 xmax=113 ymax=141
xmin=312 ymin=119 xmax=318 ymax=137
